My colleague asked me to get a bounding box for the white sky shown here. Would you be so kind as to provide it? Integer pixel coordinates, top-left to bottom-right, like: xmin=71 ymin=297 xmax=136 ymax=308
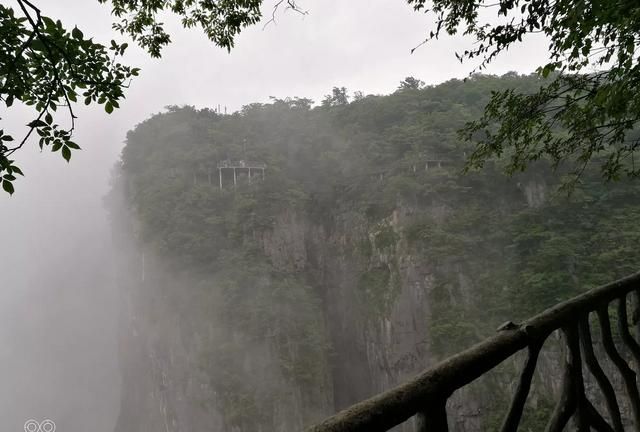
xmin=0 ymin=2 xmax=550 ymax=432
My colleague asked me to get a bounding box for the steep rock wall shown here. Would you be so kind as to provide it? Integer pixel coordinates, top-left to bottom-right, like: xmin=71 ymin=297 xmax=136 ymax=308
xmin=111 ymin=90 xmax=640 ymax=431
xmin=113 ymin=184 xmax=546 ymax=432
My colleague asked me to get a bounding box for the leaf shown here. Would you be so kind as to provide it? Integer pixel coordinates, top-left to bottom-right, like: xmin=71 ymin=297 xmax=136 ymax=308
xmin=27 ymin=119 xmax=47 ymax=128
xmin=540 ymin=63 xmax=555 ymax=78
xmin=31 ymin=40 xmax=46 ymax=52
xmin=45 ymin=112 xmax=53 ymax=125
xmin=61 ymin=145 xmax=71 ymax=162
xmin=105 ymin=101 xmax=114 ymax=114
xmin=66 ymin=141 xmax=81 ymax=150
xmin=42 ymin=16 xmax=55 ymax=29
xmin=72 ymin=27 xmax=83 ymax=40
xmin=1 ymin=135 xmax=14 ymax=141
xmin=6 ymin=95 xmax=14 ymax=107
xmin=11 ymin=166 xmax=24 ymax=176
xmin=2 ymin=180 xmax=14 ymax=195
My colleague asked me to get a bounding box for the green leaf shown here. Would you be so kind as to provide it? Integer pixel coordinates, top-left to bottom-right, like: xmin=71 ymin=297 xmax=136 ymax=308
xmin=105 ymin=101 xmax=114 ymax=114
xmin=66 ymin=141 xmax=81 ymax=150
xmin=72 ymin=27 xmax=83 ymax=40
xmin=42 ymin=16 xmax=55 ymax=29
xmin=540 ymin=63 xmax=555 ymax=78
xmin=27 ymin=119 xmax=47 ymax=128
xmin=61 ymin=145 xmax=71 ymax=162
xmin=1 ymin=135 xmax=14 ymax=141
xmin=2 ymin=180 xmax=14 ymax=195
xmin=45 ymin=112 xmax=53 ymax=125
xmin=31 ymin=39 xmax=46 ymax=52
xmin=11 ymin=166 xmax=24 ymax=176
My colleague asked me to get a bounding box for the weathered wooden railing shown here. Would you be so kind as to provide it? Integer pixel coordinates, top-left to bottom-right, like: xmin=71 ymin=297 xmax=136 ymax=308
xmin=308 ymin=271 xmax=640 ymax=432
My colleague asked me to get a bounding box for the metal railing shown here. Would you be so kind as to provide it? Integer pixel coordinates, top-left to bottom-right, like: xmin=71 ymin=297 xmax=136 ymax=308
xmin=308 ymin=271 xmax=640 ymax=432
xmin=217 ymin=160 xmax=267 ymax=169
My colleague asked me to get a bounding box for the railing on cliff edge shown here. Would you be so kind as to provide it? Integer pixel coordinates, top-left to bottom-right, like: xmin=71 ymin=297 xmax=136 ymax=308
xmin=308 ymin=271 xmax=640 ymax=432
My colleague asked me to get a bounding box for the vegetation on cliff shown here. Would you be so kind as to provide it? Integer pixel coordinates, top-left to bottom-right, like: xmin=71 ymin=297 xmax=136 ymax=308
xmin=115 ymin=73 xmax=640 ymax=430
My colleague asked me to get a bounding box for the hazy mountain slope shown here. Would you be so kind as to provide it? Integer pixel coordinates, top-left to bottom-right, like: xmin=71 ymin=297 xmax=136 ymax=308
xmin=111 ymin=75 xmax=640 ymax=431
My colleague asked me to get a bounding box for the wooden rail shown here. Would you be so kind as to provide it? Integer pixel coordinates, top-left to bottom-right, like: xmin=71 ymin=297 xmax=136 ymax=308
xmin=308 ymin=271 xmax=640 ymax=432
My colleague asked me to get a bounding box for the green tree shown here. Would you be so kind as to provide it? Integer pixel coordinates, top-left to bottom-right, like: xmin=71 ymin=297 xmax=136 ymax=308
xmin=0 ymin=0 xmax=303 ymax=194
xmin=408 ymin=0 xmax=640 ymax=183
xmin=397 ymin=76 xmax=424 ymax=91
xmin=322 ymin=87 xmax=349 ymax=107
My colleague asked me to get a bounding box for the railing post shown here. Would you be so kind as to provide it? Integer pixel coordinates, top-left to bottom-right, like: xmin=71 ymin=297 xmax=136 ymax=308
xmin=500 ymin=340 xmax=543 ymax=432
xmin=597 ymin=306 xmax=640 ymax=428
xmin=634 ymin=290 xmax=640 ymax=338
xmin=546 ymin=326 xmax=580 ymax=432
xmin=416 ymin=398 xmax=449 ymax=432
xmin=579 ymin=316 xmax=624 ymax=432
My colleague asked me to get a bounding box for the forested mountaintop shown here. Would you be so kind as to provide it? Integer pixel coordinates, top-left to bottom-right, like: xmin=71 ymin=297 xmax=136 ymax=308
xmin=111 ymin=74 xmax=640 ymax=432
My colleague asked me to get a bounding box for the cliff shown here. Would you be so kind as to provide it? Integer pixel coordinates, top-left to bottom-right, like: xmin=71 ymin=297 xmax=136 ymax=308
xmin=108 ymin=75 xmax=640 ymax=431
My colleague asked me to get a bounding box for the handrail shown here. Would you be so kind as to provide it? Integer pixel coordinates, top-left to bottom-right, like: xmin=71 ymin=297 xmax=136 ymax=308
xmin=308 ymin=271 xmax=640 ymax=432
xmin=217 ymin=160 xmax=266 ymax=169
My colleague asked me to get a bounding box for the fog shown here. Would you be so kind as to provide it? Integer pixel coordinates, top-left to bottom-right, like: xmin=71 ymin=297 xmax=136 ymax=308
xmin=0 ymin=1 xmax=549 ymax=431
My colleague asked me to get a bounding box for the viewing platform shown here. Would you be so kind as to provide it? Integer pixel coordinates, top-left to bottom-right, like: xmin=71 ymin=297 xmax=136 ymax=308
xmin=217 ymin=160 xmax=266 ymax=189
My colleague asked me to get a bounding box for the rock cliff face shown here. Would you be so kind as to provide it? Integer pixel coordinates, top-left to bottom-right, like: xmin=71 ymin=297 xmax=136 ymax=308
xmin=110 ymin=85 xmax=640 ymax=431
xmin=111 ymin=180 xmax=555 ymax=432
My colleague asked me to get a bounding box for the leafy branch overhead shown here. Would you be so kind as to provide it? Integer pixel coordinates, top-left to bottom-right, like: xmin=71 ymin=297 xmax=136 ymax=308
xmin=0 ymin=1 xmax=138 ymax=194
xmin=102 ymin=0 xmax=306 ymax=57
xmin=0 ymin=0 xmax=304 ymax=194
xmin=408 ymin=0 xmax=640 ymax=183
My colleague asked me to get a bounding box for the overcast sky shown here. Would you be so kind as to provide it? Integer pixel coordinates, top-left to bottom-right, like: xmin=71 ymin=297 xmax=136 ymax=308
xmin=0 ymin=2 xmax=549 ymax=432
